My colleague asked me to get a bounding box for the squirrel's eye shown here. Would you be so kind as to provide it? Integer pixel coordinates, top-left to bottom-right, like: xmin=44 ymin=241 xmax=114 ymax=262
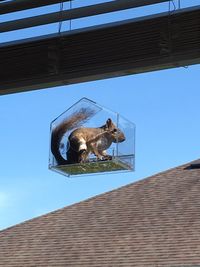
xmin=113 ymin=129 xmax=117 ymax=133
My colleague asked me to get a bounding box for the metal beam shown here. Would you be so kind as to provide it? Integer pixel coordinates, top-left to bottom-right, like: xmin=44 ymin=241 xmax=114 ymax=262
xmin=0 ymin=0 xmax=169 ymax=32
xmin=0 ymin=5 xmax=200 ymax=95
xmin=0 ymin=0 xmax=72 ymax=15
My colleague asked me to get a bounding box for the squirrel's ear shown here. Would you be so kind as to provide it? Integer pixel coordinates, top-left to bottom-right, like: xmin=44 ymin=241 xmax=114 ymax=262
xmin=106 ymin=118 xmax=112 ymax=128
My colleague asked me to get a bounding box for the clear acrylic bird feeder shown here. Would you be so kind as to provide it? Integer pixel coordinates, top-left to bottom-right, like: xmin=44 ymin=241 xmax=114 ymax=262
xmin=49 ymin=98 xmax=135 ymax=177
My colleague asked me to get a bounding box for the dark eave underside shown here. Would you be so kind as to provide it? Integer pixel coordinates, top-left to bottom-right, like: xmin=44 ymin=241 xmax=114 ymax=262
xmin=0 ymin=5 xmax=200 ymax=95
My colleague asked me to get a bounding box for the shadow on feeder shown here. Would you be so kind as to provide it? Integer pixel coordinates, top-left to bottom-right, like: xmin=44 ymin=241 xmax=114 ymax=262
xmin=49 ymin=98 xmax=135 ymax=177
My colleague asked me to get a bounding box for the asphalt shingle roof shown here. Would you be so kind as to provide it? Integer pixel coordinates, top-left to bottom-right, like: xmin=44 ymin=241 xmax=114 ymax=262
xmin=1 ymin=159 xmax=200 ymax=266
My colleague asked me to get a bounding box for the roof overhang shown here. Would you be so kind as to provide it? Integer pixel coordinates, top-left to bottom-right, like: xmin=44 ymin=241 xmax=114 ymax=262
xmin=0 ymin=5 xmax=200 ymax=95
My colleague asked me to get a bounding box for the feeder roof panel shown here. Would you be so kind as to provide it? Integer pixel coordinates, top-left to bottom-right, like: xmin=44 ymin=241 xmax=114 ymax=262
xmin=1 ymin=158 xmax=200 ymax=266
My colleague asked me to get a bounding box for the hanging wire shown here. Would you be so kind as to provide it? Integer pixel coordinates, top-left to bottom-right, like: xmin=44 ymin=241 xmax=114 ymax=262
xmin=169 ymin=0 xmax=182 ymax=12
xmin=58 ymin=1 xmax=64 ymax=34
xmin=58 ymin=0 xmax=73 ymax=33
xmin=69 ymin=0 xmax=72 ymax=31
xmin=178 ymin=0 xmax=181 ymax=9
xmin=168 ymin=0 xmax=176 ymax=13
xmin=56 ymin=1 xmax=65 ymax=76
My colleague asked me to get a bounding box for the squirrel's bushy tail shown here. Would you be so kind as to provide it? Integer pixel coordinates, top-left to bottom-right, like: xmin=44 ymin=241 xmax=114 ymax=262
xmin=51 ymin=107 xmax=95 ymax=165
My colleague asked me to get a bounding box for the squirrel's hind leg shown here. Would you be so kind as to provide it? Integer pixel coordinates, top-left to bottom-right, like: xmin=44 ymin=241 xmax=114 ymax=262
xmin=78 ymin=149 xmax=90 ymax=163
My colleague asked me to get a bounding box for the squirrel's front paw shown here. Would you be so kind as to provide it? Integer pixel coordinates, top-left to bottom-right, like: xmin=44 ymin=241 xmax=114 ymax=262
xmin=96 ymin=156 xmax=103 ymax=161
xmin=103 ymin=155 xmax=112 ymax=161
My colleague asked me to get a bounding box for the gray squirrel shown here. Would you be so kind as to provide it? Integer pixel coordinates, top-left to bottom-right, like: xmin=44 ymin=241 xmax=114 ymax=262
xmin=51 ymin=108 xmax=125 ymax=165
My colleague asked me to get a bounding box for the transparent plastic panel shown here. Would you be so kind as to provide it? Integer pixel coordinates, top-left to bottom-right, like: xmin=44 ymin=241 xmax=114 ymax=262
xmin=49 ymin=98 xmax=135 ymax=177
xmin=115 ymin=114 xmax=135 ymax=170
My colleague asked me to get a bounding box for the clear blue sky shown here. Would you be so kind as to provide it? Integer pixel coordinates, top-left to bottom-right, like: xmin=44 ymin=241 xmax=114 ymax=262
xmin=0 ymin=0 xmax=200 ymax=230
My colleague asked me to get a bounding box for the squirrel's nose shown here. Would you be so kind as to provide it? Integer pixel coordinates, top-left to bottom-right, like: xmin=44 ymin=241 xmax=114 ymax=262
xmin=119 ymin=135 xmax=125 ymax=142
